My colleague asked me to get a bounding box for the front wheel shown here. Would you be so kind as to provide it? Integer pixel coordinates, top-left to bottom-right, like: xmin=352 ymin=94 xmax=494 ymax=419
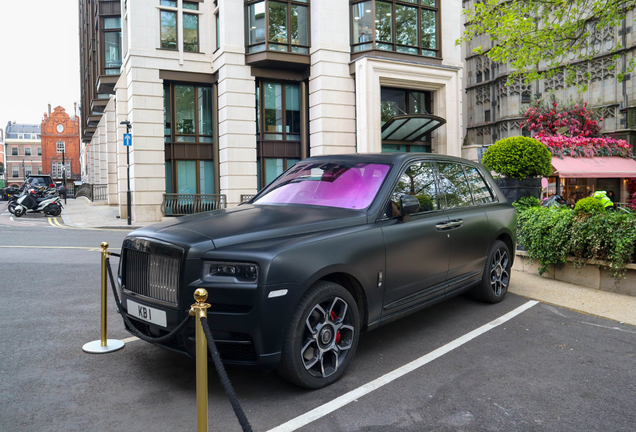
xmin=277 ymin=281 xmax=360 ymax=389
xmin=14 ymin=206 xmax=25 ymax=217
xmin=471 ymin=240 xmax=511 ymax=303
xmin=7 ymin=202 xmax=16 ymax=214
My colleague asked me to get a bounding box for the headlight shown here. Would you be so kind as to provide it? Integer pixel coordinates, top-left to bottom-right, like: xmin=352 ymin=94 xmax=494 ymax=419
xmin=203 ymin=261 xmax=259 ymax=283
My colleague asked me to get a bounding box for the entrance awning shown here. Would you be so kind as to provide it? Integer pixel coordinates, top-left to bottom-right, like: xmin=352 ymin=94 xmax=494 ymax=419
xmin=552 ymin=156 xmax=636 ymax=178
xmin=381 ymin=114 xmax=446 ymax=142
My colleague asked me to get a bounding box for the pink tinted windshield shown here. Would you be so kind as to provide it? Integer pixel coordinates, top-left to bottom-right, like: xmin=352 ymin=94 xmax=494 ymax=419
xmin=254 ymin=162 xmax=391 ymax=209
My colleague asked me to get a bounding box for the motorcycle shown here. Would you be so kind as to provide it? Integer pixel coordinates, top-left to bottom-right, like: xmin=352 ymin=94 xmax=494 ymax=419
xmin=13 ymin=188 xmax=63 ymax=217
xmin=541 ymin=195 xmax=566 ymax=208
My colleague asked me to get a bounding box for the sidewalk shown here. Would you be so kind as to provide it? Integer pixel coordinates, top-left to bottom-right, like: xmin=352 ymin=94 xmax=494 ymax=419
xmin=509 ymin=270 xmax=636 ymax=326
xmin=60 ymin=196 xmax=154 ymax=230
xmin=59 ymin=197 xmax=635 ymax=326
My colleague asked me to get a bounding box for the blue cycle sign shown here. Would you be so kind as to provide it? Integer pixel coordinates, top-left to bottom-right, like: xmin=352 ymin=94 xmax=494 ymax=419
xmin=124 ymin=133 xmax=132 ymax=146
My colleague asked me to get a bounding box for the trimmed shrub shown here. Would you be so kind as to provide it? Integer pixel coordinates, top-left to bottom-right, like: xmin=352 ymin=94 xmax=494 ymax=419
xmin=574 ymin=197 xmax=605 ymax=214
xmin=513 ymin=196 xmax=541 ymax=211
xmin=482 ymin=136 xmax=552 ymax=180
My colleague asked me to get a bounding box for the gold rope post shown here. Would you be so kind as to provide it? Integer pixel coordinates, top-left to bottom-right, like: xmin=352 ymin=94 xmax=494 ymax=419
xmin=82 ymin=242 xmax=125 ymax=354
xmin=190 ymin=288 xmax=211 ymax=432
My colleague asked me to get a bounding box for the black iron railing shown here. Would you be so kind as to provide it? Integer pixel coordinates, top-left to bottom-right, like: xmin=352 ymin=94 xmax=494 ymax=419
xmin=75 ymin=183 xmax=107 ymax=201
xmin=161 ymin=193 xmax=227 ymax=216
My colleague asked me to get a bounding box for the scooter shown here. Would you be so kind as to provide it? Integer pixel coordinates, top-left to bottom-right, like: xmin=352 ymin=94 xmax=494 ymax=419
xmin=7 ymin=187 xmax=56 ymax=215
xmin=13 ymin=188 xmax=63 ymax=217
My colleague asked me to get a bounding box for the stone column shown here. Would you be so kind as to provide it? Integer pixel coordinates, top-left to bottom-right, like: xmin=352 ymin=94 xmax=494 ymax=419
xmin=115 ymin=81 xmax=129 ymax=219
xmin=215 ymin=1 xmax=257 ymax=207
xmin=308 ymin=0 xmax=357 ymax=156
xmin=105 ymin=98 xmax=118 ymax=205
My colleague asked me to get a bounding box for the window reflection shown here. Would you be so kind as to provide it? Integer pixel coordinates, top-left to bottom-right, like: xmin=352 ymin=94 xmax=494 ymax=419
xmin=437 ymin=163 xmax=474 ymax=208
xmin=352 ymin=2 xmax=374 ymax=52
xmin=247 ymin=0 xmax=308 ymax=53
xmin=183 ymin=13 xmax=198 ymax=52
xmin=161 ymin=10 xmax=177 ymax=49
xmin=375 ymin=1 xmax=392 ymax=49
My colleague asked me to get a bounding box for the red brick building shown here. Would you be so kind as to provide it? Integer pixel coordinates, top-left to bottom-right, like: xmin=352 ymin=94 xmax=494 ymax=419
xmin=41 ymin=105 xmax=80 ymax=186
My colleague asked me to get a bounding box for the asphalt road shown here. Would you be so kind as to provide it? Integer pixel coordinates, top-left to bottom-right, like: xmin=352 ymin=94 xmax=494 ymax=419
xmin=0 ymin=218 xmax=635 ymax=432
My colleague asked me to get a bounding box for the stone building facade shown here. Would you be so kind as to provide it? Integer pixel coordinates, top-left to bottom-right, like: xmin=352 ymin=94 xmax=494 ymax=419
xmin=41 ymin=105 xmax=81 ymax=186
xmin=4 ymin=123 xmax=42 ymax=188
xmin=80 ymin=0 xmax=464 ymax=223
xmin=461 ymin=1 xmax=636 ymax=161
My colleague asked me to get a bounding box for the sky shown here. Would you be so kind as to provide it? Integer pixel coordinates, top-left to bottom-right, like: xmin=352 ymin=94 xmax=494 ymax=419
xmin=0 ymin=0 xmax=80 ymax=134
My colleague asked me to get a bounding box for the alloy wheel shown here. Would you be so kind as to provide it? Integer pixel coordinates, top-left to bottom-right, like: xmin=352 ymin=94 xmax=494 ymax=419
xmin=490 ymin=248 xmax=510 ymax=296
xmin=301 ymin=296 xmax=355 ymax=379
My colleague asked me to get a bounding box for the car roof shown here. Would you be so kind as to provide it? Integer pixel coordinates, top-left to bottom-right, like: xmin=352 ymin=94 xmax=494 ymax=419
xmin=302 ymin=152 xmax=479 ymax=166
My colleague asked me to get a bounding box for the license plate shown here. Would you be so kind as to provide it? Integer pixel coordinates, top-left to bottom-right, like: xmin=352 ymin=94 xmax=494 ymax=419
xmin=127 ymin=299 xmax=167 ymax=327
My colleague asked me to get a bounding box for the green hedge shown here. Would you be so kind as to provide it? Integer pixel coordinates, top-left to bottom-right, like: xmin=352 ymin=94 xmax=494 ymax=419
xmin=482 ymin=136 xmax=553 ymax=180
xmin=518 ymin=207 xmax=636 ymax=282
xmin=574 ymin=197 xmax=605 ymax=214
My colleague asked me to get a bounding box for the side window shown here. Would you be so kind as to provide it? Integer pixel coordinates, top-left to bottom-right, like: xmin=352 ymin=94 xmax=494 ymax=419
xmin=388 ymin=161 xmax=440 ymax=217
xmin=437 ymin=163 xmax=473 ymax=208
xmin=464 ymin=165 xmax=494 ymax=204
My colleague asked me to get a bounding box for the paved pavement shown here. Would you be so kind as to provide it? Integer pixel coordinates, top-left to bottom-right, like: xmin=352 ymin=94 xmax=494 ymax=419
xmin=60 ymin=197 xmax=636 ymax=327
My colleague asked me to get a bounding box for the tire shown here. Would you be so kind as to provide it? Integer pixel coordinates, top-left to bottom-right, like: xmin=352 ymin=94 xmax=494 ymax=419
xmin=7 ymin=202 xmax=16 ymax=215
xmin=277 ymin=281 xmax=360 ymax=389
xmin=471 ymin=240 xmax=511 ymax=303
xmin=14 ymin=207 xmax=25 ymax=217
xmin=46 ymin=205 xmax=62 ymax=217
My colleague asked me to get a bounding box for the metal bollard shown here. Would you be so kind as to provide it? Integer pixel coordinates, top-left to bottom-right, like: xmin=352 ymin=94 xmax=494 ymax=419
xmin=190 ymin=289 xmax=211 ymax=432
xmin=82 ymin=242 xmax=125 ymax=354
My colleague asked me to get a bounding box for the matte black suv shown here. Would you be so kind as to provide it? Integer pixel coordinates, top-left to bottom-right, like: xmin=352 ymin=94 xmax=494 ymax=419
xmin=118 ymin=153 xmax=516 ymax=388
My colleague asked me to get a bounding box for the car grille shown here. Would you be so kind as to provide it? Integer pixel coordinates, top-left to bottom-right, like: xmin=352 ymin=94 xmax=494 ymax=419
xmin=123 ymin=239 xmax=183 ymax=306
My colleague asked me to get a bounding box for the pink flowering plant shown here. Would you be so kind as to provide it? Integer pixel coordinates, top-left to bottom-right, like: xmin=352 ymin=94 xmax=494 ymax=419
xmin=523 ymin=99 xmax=632 ymax=158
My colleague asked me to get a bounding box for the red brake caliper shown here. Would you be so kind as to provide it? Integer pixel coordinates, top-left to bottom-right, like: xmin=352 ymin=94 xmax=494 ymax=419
xmin=330 ymin=310 xmax=341 ymax=343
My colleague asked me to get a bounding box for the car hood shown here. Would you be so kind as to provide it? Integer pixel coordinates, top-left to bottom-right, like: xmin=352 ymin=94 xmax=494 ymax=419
xmin=129 ymin=204 xmax=368 ymax=249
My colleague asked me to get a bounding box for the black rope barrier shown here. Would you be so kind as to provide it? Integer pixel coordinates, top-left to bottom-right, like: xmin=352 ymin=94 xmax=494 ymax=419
xmin=200 ymin=317 xmax=254 ymax=432
xmin=110 ymin=252 xmax=121 ymax=257
xmin=105 ymin=257 xmax=192 ymax=344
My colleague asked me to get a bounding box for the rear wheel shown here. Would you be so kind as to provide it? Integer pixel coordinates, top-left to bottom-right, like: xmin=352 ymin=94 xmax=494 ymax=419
xmin=277 ymin=281 xmax=360 ymax=389
xmin=7 ymin=202 xmax=16 ymax=214
xmin=471 ymin=240 xmax=511 ymax=303
xmin=14 ymin=207 xmax=25 ymax=217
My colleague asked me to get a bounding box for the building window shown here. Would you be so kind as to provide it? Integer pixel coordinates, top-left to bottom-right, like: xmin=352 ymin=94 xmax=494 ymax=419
xmin=184 ymin=2 xmax=199 ymax=52
xmin=12 ymin=166 xmax=19 ymax=178
xmin=256 ymin=80 xmax=305 ymax=189
xmin=37 ymin=147 xmax=42 ymax=156
xmin=380 ymin=87 xmax=433 ymax=153
xmin=11 ymin=147 xmax=18 ymax=156
xmin=484 ymin=110 xmax=491 ymax=122
xmin=351 ymin=0 xmax=439 ymax=57
xmin=215 ymin=12 xmax=220 ymax=50
xmin=38 ymin=165 xmax=43 ymax=175
xmin=164 ymin=82 xmax=216 ymax=194
xmin=246 ymin=0 xmax=310 ymax=54
xmin=103 ymin=17 xmax=122 ymax=75
xmin=522 ymin=90 xmax=531 ymax=103
xmin=160 ymin=9 xmax=178 ymax=50
xmin=51 ymin=161 xmax=71 ymax=179
xmin=160 ymin=1 xmax=200 ymax=52
xmin=25 ymin=147 xmax=31 ymax=156
xmin=57 ymin=141 xmax=65 ymax=153
xmin=25 ymin=165 xmax=32 ymax=176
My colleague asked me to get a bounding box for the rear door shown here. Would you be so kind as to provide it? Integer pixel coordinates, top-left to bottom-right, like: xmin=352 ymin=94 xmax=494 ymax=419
xmin=436 ymin=163 xmax=491 ymax=290
xmin=381 ymin=160 xmax=451 ymax=314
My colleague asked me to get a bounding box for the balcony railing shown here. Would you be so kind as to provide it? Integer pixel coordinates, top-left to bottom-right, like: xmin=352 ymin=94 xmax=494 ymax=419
xmin=161 ymin=193 xmax=227 ymax=216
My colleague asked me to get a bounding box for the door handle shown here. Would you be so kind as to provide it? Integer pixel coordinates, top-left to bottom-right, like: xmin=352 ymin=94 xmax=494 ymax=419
xmin=446 ymin=219 xmax=464 ymax=229
xmin=436 ymin=222 xmax=451 ymax=230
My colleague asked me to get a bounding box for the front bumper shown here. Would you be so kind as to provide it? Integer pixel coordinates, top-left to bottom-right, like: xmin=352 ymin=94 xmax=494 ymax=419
xmin=121 ymin=281 xmax=307 ymax=369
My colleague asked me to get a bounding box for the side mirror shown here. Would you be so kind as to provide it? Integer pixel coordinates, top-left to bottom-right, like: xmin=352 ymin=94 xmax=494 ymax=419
xmin=400 ymin=195 xmax=420 ymax=222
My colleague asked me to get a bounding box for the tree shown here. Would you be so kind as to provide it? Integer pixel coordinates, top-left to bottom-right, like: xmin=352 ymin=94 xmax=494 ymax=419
xmin=457 ymin=0 xmax=636 ymax=85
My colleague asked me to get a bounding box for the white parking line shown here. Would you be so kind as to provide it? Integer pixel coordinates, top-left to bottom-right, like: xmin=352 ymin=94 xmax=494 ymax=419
xmin=268 ymin=300 xmax=539 ymax=432
xmin=122 ymin=336 xmax=140 ymax=343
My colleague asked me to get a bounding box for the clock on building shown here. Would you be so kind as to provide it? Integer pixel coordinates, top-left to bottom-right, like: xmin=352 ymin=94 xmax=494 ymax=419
xmin=56 ymin=124 xmax=64 ymax=133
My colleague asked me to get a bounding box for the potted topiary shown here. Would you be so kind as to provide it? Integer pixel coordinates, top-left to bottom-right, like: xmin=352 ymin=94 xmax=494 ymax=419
xmin=482 ymin=136 xmax=552 ymax=202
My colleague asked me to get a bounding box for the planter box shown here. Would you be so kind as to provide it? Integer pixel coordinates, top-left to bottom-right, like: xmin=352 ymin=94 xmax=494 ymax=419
xmin=513 ymin=251 xmax=636 ymax=297
xmin=496 ymin=177 xmax=542 ymax=202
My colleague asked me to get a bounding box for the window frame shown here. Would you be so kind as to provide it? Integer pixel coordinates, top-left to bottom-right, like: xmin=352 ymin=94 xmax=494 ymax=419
xmin=11 ymin=147 xmax=18 ymax=156
xmin=24 ymin=147 xmax=31 ymax=156
xmin=163 ymin=81 xmax=218 ymax=195
xmin=350 ymin=0 xmax=440 ymax=59
xmin=159 ymin=6 xmax=179 ymax=51
xmin=57 ymin=141 xmax=65 ymax=153
xmin=255 ymin=79 xmax=306 ymax=190
xmin=183 ymin=9 xmax=200 ymax=53
xmin=380 ymin=86 xmax=434 ymax=153
xmin=245 ymin=0 xmax=311 ymax=55
xmin=101 ymin=15 xmax=122 ymax=75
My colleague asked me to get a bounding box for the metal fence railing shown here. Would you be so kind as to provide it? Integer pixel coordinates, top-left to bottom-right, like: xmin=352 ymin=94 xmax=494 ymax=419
xmin=75 ymin=183 xmax=107 ymax=201
xmin=161 ymin=193 xmax=227 ymax=216
xmin=240 ymin=194 xmax=255 ymax=203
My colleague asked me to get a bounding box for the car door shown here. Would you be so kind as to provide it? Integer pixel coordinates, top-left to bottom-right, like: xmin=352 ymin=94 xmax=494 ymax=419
xmin=380 ymin=160 xmax=451 ymax=314
xmin=436 ymin=162 xmax=491 ymax=291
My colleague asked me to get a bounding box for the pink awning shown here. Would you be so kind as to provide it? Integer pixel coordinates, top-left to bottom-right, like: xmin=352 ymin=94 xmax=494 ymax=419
xmin=551 ymin=156 xmax=636 ymax=178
